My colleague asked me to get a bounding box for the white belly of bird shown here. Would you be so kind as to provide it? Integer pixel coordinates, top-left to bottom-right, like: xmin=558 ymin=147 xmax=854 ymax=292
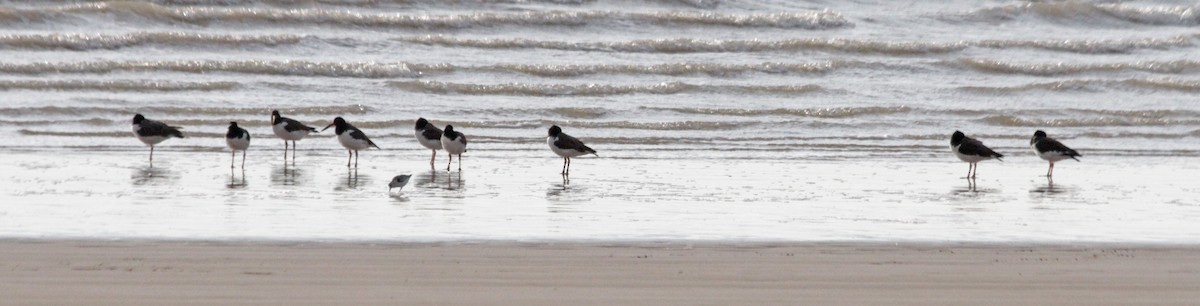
xmin=415 ymin=130 xmax=442 ymax=150
xmin=952 ymin=144 xmax=992 ymax=163
xmin=337 ymin=132 xmax=370 ymax=151
xmin=272 ymin=122 xmax=309 ymax=141
xmin=1032 ymin=145 xmax=1072 ymax=162
xmin=442 ymin=137 xmax=466 ymax=155
xmin=226 ymin=135 xmax=250 ymax=151
xmin=549 ymin=136 xmax=588 ymax=158
xmin=132 ymin=124 xmax=169 ymax=146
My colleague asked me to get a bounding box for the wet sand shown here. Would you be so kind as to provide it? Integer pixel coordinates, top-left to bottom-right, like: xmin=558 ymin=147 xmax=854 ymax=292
xmin=2 ymin=240 xmax=1198 ymax=305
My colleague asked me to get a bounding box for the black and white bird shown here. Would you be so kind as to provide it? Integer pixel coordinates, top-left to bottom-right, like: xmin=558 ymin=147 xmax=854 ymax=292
xmin=950 ymin=130 xmax=1003 ymax=178
xmin=322 ymin=117 xmax=379 ymax=168
xmin=414 ymin=118 xmax=443 ymax=169
xmin=131 ymin=114 xmax=184 ymax=164
xmin=271 ymin=110 xmax=319 ymax=161
xmin=225 ymin=122 xmax=250 ymax=168
xmin=440 ymin=125 xmax=467 ymax=171
xmin=388 ymin=174 xmax=412 ymax=192
xmin=1030 ymin=130 xmax=1081 ymax=177
xmin=547 ymin=125 xmax=597 ymax=175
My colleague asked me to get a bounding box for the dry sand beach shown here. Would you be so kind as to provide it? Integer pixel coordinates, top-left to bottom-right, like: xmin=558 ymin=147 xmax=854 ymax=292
xmin=3 ymin=241 xmax=1200 ymax=305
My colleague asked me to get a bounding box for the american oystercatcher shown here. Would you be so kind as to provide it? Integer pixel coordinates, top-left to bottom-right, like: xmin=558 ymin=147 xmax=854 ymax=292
xmin=414 ymin=118 xmax=443 ymax=169
xmin=440 ymin=125 xmax=468 ymax=171
xmin=950 ymin=130 xmax=1003 ymax=178
xmin=1030 ymin=130 xmax=1081 ymax=177
xmin=225 ymin=121 xmax=250 ymax=168
xmin=131 ymin=114 xmax=184 ymax=164
xmin=270 ymin=110 xmax=319 ymax=162
xmin=322 ymin=117 xmax=379 ymax=168
xmin=547 ymin=125 xmax=597 ymax=175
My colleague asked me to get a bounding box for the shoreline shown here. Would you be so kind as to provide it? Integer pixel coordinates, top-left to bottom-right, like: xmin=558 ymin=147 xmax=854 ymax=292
xmin=3 ymin=240 xmax=1199 ymax=305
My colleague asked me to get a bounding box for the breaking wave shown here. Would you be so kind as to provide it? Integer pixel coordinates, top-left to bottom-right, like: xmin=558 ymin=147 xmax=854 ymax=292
xmin=0 ymin=32 xmax=301 ymax=51
xmin=960 ymin=78 xmax=1200 ymax=93
xmin=398 ymin=35 xmax=1191 ymax=54
xmin=0 ymin=80 xmax=238 ymax=92
xmin=0 ymin=60 xmax=851 ymax=78
xmin=0 ymin=105 xmax=370 ymax=116
xmin=946 ymin=59 xmax=1200 ymax=76
xmin=0 ymin=2 xmax=848 ymax=29
xmin=641 ymin=106 xmax=912 ymax=118
xmin=981 ymin=115 xmax=1200 ymax=127
xmin=0 ymin=60 xmax=445 ymax=78
xmin=955 ymin=2 xmax=1200 ymax=26
xmin=387 ymin=80 xmax=822 ymax=96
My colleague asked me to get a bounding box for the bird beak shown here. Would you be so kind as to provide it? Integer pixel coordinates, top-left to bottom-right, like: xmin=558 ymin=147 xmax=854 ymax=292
xmin=321 ymin=123 xmax=334 ymax=132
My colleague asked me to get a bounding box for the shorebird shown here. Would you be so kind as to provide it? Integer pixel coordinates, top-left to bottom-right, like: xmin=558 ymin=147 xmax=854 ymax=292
xmin=547 ymin=125 xmax=597 ymax=175
xmin=388 ymin=174 xmax=412 ymax=192
xmin=322 ymin=117 xmax=379 ymax=168
xmin=225 ymin=121 xmax=250 ymax=168
xmin=270 ymin=110 xmax=319 ymax=162
xmin=414 ymin=118 xmax=443 ymax=169
xmin=440 ymin=125 xmax=467 ymax=171
xmin=131 ymin=114 xmax=184 ymax=164
xmin=1030 ymin=130 xmax=1081 ymax=177
xmin=950 ymin=130 xmax=1003 ymax=178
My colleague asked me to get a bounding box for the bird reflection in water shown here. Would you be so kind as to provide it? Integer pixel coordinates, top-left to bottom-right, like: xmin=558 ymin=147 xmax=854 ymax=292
xmin=443 ymin=170 xmax=464 ymax=191
xmin=1030 ymin=177 xmax=1070 ymax=197
xmin=271 ymin=164 xmax=302 ymax=187
xmin=227 ymin=167 xmax=247 ymax=189
xmin=341 ymin=168 xmax=367 ymax=190
xmin=131 ymin=166 xmax=175 ymax=186
xmin=546 ymin=174 xmax=571 ymax=197
xmin=952 ymin=177 xmax=983 ymax=194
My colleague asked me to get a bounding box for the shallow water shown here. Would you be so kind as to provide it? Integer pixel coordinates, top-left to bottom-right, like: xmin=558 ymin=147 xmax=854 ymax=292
xmin=1 ymin=0 xmax=1199 ymax=242
xmin=1 ymin=147 xmax=1197 ymax=242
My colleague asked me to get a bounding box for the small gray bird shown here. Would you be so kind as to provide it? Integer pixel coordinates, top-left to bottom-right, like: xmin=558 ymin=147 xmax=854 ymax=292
xmin=388 ymin=174 xmax=412 ymax=192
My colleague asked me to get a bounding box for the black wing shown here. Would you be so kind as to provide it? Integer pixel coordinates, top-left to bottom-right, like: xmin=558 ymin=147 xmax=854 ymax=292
xmin=1035 ymin=137 xmax=1080 ymax=159
xmin=139 ymin=119 xmax=184 ymax=138
xmin=350 ymin=129 xmax=380 ymax=149
xmin=456 ymin=132 xmax=467 ymax=146
xmin=555 ymin=133 xmax=596 ymax=154
xmin=282 ymin=117 xmax=317 ymax=132
xmin=959 ymin=137 xmax=1002 ymax=159
xmin=421 ymin=127 xmax=443 ymax=141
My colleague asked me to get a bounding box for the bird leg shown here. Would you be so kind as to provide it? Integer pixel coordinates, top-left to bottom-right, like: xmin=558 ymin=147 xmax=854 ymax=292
xmin=231 ymin=150 xmax=235 ymax=168
xmin=1048 ymin=162 xmax=1055 ymax=177
xmin=561 ymin=157 xmax=568 ymax=175
xmin=430 ymin=150 xmax=436 ymax=169
xmin=446 ymin=153 xmax=452 ymax=172
xmin=457 ymin=154 xmax=462 ymax=171
xmin=283 ymin=141 xmax=289 ymax=161
xmin=346 ymin=150 xmax=352 ymax=168
xmin=241 ymin=150 xmax=246 ymax=169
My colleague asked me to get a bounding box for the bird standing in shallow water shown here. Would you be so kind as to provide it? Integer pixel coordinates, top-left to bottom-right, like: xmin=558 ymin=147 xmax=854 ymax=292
xmin=270 ymin=110 xmax=318 ymax=162
xmin=131 ymin=114 xmax=184 ymax=165
xmin=414 ymin=118 xmax=443 ymax=170
xmin=950 ymin=130 xmax=1003 ymax=178
xmin=322 ymin=117 xmax=379 ymax=168
xmin=389 ymin=174 xmax=412 ymax=192
xmin=225 ymin=122 xmax=250 ymax=168
xmin=547 ymin=125 xmax=597 ymax=175
xmin=440 ymin=125 xmax=467 ymax=172
xmin=1030 ymin=130 xmax=1081 ymax=177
